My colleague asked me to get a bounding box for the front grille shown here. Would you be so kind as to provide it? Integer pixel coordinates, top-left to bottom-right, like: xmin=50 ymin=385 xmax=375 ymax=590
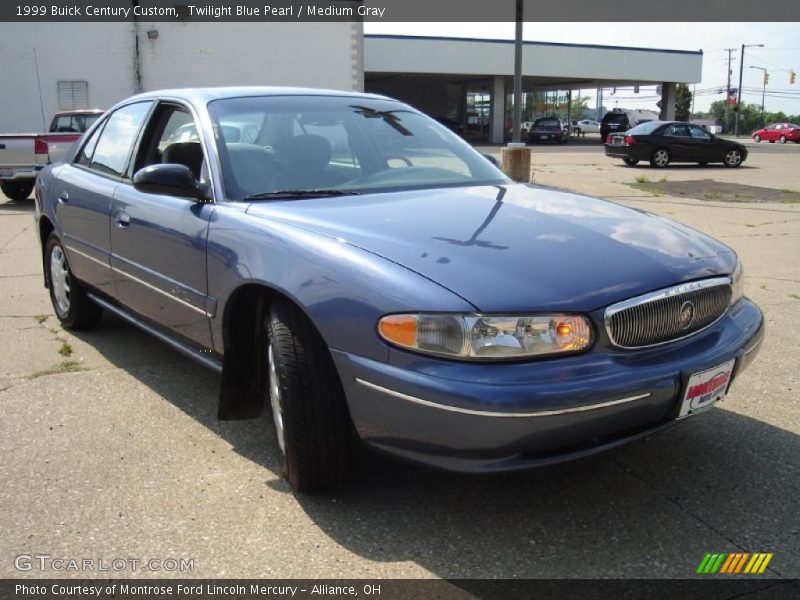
xmin=605 ymin=278 xmax=732 ymax=349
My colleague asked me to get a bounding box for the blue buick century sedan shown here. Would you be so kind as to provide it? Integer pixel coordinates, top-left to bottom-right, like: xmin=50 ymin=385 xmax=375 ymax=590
xmin=34 ymin=88 xmax=764 ymax=491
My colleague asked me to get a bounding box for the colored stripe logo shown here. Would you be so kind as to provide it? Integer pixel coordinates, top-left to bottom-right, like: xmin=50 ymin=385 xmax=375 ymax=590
xmin=697 ymin=553 xmax=773 ymax=574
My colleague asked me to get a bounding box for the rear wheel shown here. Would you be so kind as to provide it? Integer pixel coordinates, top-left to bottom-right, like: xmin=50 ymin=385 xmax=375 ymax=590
xmin=266 ymin=298 xmax=353 ymax=492
xmin=779 ymin=135 xmax=787 ymax=144
xmin=753 ymin=134 xmax=761 ymax=143
xmin=623 ymin=157 xmax=639 ymax=166
xmin=650 ymin=148 xmax=671 ymax=168
xmin=723 ymin=148 xmax=743 ymax=168
xmin=1 ymin=180 xmax=34 ymax=202
xmin=45 ymin=234 xmax=103 ymax=329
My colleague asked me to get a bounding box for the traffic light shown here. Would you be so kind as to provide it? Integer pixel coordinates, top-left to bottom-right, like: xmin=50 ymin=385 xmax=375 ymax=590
xmin=791 ymin=70 xmax=797 ymax=84
xmin=764 ymin=71 xmax=769 ymax=85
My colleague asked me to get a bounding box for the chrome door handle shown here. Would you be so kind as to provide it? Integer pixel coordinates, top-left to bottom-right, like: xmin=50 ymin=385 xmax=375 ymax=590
xmin=114 ymin=212 xmax=130 ymax=228
xmin=57 ymin=192 xmax=69 ymax=204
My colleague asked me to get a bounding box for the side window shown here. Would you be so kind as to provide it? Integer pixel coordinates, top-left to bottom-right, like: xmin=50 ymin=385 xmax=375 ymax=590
xmin=76 ymin=121 xmax=105 ymax=167
xmin=90 ymin=102 xmax=152 ymax=178
xmin=136 ymin=105 xmax=206 ymax=182
xmin=689 ymin=126 xmax=711 ymax=139
xmin=664 ymin=124 xmax=690 ymax=137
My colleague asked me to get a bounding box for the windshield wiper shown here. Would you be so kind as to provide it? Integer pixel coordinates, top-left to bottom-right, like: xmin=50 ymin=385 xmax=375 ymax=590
xmin=243 ymin=189 xmax=361 ymax=201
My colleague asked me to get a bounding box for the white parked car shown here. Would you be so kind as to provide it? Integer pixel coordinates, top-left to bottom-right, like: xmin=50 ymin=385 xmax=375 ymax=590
xmin=573 ymin=120 xmax=600 ymax=135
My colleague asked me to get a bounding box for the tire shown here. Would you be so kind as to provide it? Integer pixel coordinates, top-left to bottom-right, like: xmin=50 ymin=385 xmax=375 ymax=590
xmin=650 ymin=148 xmax=671 ymax=168
xmin=45 ymin=233 xmax=103 ymax=329
xmin=1 ymin=180 xmax=34 ymax=202
xmin=574 ymin=128 xmax=582 ymax=136
xmin=266 ymin=298 xmax=353 ymax=491
xmin=753 ymin=135 xmax=761 ymax=143
xmin=779 ymin=135 xmax=787 ymax=144
xmin=623 ymin=157 xmax=639 ymax=166
xmin=723 ymin=148 xmax=744 ymax=168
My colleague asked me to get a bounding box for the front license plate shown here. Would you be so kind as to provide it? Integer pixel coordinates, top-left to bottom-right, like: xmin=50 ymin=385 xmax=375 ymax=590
xmin=678 ymin=359 xmax=735 ymax=418
xmin=540 ymin=135 xmax=549 ymax=140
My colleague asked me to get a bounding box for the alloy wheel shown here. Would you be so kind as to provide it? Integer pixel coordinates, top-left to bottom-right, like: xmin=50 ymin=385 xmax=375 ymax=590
xmin=268 ymin=343 xmax=286 ymax=456
xmin=49 ymin=245 xmax=71 ymax=315
xmin=653 ymin=149 xmax=669 ymax=167
xmin=725 ymin=149 xmax=742 ymax=167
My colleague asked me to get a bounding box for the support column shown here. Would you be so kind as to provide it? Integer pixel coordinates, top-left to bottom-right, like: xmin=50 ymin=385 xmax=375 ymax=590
xmin=490 ymin=75 xmax=505 ymax=144
xmin=659 ymin=82 xmax=676 ymax=120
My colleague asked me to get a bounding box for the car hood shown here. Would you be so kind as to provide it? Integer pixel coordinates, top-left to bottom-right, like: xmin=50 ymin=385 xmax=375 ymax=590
xmin=245 ymin=184 xmax=735 ymax=312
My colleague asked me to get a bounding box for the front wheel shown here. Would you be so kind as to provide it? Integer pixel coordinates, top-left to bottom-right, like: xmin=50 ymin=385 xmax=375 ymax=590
xmin=623 ymin=157 xmax=639 ymax=166
xmin=779 ymin=135 xmax=787 ymax=144
xmin=266 ymin=298 xmax=353 ymax=491
xmin=1 ymin=180 xmax=34 ymax=202
xmin=753 ymin=134 xmax=761 ymax=143
xmin=45 ymin=234 xmax=103 ymax=329
xmin=650 ymin=148 xmax=671 ymax=168
xmin=723 ymin=148 xmax=744 ymax=168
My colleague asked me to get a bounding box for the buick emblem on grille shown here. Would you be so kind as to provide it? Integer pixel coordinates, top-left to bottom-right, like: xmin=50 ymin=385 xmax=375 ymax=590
xmin=678 ymin=301 xmax=695 ymax=330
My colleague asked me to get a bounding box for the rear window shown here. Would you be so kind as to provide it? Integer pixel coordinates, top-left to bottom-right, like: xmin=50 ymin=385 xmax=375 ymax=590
xmin=603 ymin=113 xmax=629 ymax=125
xmin=628 ymin=122 xmax=662 ymax=135
xmin=534 ymin=118 xmax=560 ymax=128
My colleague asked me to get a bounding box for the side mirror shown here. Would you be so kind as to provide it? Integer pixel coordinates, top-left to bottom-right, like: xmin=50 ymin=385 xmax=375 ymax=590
xmin=132 ymin=164 xmax=208 ymax=201
xmin=482 ymin=153 xmax=500 ymax=167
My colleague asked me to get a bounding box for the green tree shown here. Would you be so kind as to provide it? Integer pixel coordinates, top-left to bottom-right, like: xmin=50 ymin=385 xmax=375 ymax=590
xmin=569 ymin=94 xmax=590 ymax=121
xmin=675 ymin=83 xmax=693 ymax=121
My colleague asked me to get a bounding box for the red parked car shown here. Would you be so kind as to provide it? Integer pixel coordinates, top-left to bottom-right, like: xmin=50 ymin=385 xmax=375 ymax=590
xmin=752 ymin=123 xmax=800 ymax=144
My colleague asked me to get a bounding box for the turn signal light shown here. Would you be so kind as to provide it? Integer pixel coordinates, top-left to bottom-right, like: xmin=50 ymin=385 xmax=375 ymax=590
xmin=378 ymin=315 xmax=417 ymax=348
xmin=34 ymin=139 xmax=49 ymax=156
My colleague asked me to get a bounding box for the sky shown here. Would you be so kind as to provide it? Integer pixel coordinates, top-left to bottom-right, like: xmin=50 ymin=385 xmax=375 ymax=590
xmin=364 ymin=22 xmax=800 ymax=116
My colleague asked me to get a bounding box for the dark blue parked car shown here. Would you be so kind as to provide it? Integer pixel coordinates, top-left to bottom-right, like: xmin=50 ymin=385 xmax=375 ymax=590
xmin=34 ymin=88 xmax=764 ymax=491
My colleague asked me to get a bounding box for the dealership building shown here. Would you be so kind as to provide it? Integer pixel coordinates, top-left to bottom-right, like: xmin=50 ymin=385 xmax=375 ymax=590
xmin=0 ymin=23 xmax=702 ymax=142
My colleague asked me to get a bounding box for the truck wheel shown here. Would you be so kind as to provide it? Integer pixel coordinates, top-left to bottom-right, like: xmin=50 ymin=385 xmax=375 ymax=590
xmin=1 ymin=181 xmax=34 ymax=202
xmin=266 ymin=298 xmax=353 ymax=492
xmin=45 ymin=234 xmax=103 ymax=329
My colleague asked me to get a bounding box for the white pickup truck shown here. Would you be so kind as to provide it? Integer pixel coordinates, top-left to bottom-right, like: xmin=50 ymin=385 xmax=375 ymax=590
xmin=0 ymin=109 xmax=103 ymax=201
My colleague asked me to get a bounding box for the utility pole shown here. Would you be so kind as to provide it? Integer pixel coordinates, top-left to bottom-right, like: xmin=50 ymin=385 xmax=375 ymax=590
xmin=724 ymin=48 xmax=736 ymax=132
xmin=749 ymin=66 xmax=767 ymax=125
xmin=735 ymin=43 xmax=764 ymax=136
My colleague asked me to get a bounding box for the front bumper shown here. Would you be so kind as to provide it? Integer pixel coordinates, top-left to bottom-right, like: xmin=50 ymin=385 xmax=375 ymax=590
xmin=332 ymin=299 xmax=764 ymax=473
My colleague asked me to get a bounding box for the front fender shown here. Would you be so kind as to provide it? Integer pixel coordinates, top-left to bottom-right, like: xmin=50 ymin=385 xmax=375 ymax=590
xmin=207 ymin=204 xmax=475 ymax=361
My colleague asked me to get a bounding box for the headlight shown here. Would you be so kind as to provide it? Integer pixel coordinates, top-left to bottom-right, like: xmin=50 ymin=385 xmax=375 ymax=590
xmin=378 ymin=314 xmax=593 ymax=360
xmin=730 ymin=258 xmax=744 ymax=305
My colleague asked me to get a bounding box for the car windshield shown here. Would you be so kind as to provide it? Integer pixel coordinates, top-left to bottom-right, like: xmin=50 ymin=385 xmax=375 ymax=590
xmin=628 ymin=122 xmax=663 ymax=135
xmin=207 ymin=95 xmax=507 ymax=201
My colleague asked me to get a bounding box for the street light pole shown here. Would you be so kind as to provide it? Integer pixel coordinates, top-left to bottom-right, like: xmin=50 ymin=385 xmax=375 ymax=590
xmin=735 ymin=43 xmax=764 ymax=136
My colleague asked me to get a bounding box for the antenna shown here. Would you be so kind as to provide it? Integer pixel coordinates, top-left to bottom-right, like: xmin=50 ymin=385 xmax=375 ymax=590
xmin=32 ymin=47 xmax=47 ymax=131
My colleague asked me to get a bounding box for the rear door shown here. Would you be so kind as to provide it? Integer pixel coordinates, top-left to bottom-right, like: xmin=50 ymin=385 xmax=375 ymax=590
xmin=56 ymin=101 xmax=153 ymax=298
xmin=660 ymin=123 xmax=692 ymax=160
xmin=109 ymin=101 xmax=214 ymax=348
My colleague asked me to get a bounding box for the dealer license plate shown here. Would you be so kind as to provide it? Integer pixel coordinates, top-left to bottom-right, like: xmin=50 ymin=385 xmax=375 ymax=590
xmin=678 ymin=359 xmax=735 ymax=418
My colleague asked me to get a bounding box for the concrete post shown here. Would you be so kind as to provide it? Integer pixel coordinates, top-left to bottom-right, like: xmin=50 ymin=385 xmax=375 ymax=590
xmin=490 ymin=75 xmax=505 ymax=145
xmin=659 ymin=82 xmax=676 ymax=120
xmin=501 ymin=143 xmax=531 ymax=182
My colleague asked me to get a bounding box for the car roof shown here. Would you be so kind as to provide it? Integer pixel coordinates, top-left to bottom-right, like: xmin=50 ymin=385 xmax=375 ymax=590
xmin=123 ymin=86 xmax=392 ymax=106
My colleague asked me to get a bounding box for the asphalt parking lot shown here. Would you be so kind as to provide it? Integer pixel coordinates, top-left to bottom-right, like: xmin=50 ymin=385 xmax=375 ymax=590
xmin=1 ymin=143 xmax=798 ymax=581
